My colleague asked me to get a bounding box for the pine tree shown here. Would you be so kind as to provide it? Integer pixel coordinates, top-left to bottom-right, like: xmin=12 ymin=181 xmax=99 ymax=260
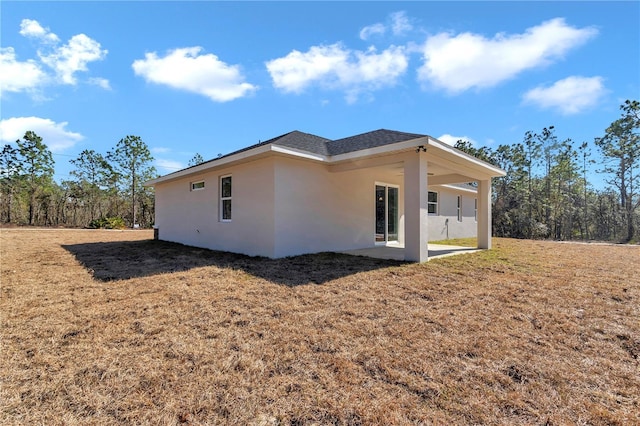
xmin=188 ymin=153 xmax=205 ymax=167
xmin=16 ymin=131 xmax=55 ymax=225
xmin=107 ymin=136 xmax=156 ymax=227
xmin=595 ymin=100 xmax=640 ymax=242
xmin=0 ymin=144 xmax=21 ymax=223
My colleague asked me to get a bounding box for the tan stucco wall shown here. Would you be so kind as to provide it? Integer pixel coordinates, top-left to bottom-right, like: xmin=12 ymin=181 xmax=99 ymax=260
xmin=272 ymin=156 xmax=404 ymax=258
xmin=154 ymin=155 xmax=477 ymax=257
xmin=427 ymin=185 xmax=478 ymax=241
xmin=155 ymin=157 xmax=276 ymax=257
xmin=155 ymin=154 xmax=409 ymax=258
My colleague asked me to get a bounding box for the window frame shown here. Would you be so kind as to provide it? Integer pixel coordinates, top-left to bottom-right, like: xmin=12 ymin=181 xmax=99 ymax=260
xmin=375 ymin=182 xmax=399 ymax=244
xmin=190 ymin=180 xmax=205 ymax=191
xmin=427 ymin=191 xmax=438 ymax=215
xmin=474 ymin=198 xmax=478 ymax=222
xmin=220 ymin=174 xmax=232 ymax=222
xmin=457 ymin=195 xmax=463 ymax=222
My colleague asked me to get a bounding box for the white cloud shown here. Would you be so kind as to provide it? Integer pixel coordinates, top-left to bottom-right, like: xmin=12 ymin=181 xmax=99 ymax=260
xmin=0 ymin=47 xmax=48 ymax=95
xmin=390 ymin=11 xmax=412 ymax=36
xmin=523 ymin=76 xmax=605 ymax=114
xmin=437 ymin=134 xmax=478 ymax=146
xmin=39 ymin=33 xmax=108 ymax=85
xmin=0 ymin=116 xmax=84 ymax=152
xmin=19 ymin=18 xmax=60 ymax=43
xmin=132 ymin=47 xmax=257 ymax=102
xmin=359 ymin=11 xmax=412 ymax=41
xmin=3 ymin=19 xmax=108 ymax=96
xmin=266 ymin=44 xmax=347 ymax=93
xmin=417 ymin=18 xmax=598 ymax=93
xmin=155 ymin=158 xmax=184 ymax=173
xmin=266 ymin=43 xmax=408 ymax=101
xmin=360 ymin=23 xmax=386 ymax=41
xmin=88 ymin=77 xmax=111 ymax=90
xmin=151 ymin=146 xmax=171 ymax=154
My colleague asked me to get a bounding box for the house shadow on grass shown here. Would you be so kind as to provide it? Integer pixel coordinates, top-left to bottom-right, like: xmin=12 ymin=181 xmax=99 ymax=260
xmin=62 ymin=239 xmax=406 ymax=286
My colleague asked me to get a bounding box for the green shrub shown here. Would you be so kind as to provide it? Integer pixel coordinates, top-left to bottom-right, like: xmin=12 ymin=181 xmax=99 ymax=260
xmin=88 ymin=217 xmax=126 ymax=229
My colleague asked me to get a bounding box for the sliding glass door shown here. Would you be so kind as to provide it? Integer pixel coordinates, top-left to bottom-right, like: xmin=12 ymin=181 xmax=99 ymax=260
xmin=375 ymin=184 xmax=399 ymax=244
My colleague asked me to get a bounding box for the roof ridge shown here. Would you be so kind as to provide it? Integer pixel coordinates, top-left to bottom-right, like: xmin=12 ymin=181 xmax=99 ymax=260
xmin=326 ymin=128 xmax=426 ymax=155
xmin=153 ymin=129 xmax=425 ymax=179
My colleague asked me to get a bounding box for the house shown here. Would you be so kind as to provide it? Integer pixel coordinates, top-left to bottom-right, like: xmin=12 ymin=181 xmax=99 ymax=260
xmin=145 ymin=129 xmax=506 ymax=262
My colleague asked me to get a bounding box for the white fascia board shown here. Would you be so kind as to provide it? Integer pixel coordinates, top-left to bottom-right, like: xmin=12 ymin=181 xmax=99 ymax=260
xmin=436 ymin=184 xmax=478 ymax=194
xmin=329 ymin=135 xmax=504 ymax=178
xmin=146 ymin=144 xmax=328 ymax=186
xmin=329 ymin=137 xmax=431 ymax=163
xmin=271 ymin=145 xmax=327 ymax=162
xmin=145 ymin=144 xmax=274 ymax=186
xmin=145 ymin=134 xmax=506 ymax=187
xmin=427 ymin=136 xmax=506 ymax=177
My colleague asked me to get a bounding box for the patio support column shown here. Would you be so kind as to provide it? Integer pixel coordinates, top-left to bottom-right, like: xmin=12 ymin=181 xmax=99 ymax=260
xmin=404 ymin=151 xmax=428 ymax=262
xmin=477 ymin=179 xmax=492 ymax=249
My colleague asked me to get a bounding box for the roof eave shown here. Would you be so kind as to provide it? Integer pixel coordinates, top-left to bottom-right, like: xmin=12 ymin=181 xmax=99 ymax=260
xmin=427 ymin=136 xmax=506 ymax=178
xmin=329 ymin=136 xmax=431 ymax=163
xmin=145 ymin=144 xmax=274 ymax=186
xmin=145 ymin=134 xmax=506 ymax=187
xmin=144 ymin=144 xmax=329 ymax=186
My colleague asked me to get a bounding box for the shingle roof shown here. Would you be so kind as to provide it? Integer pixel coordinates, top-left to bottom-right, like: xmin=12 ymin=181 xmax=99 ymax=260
xmin=171 ymin=131 xmax=329 ymax=175
xmin=215 ymin=128 xmax=426 ymax=160
xmin=325 ymin=129 xmax=426 ymax=155
xmin=220 ymin=130 xmax=330 ymax=159
xmin=168 ymin=129 xmax=426 ymax=177
xmin=270 ymin=131 xmax=332 ymax=156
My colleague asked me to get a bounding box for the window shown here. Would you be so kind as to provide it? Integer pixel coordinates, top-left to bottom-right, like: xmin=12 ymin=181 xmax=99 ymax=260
xmin=220 ymin=175 xmax=232 ymax=221
xmin=457 ymin=195 xmax=462 ymax=222
xmin=375 ymin=184 xmax=399 ymax=243
xmin=474 ymin=198 xmax=478 ymax=222
xmin=428 ymin=191 xmax=438 ymax=215
xmin=191 ymin=181 xmax=205 ymax=191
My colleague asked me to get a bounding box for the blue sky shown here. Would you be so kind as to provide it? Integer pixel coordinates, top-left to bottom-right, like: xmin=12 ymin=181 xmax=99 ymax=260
xmin=1 ymin=1 xmax=638 ymax=186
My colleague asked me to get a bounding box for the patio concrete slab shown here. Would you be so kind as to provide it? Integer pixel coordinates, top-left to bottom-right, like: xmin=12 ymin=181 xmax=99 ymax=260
xmin=341 ymin=243 xmax=482 ymax=261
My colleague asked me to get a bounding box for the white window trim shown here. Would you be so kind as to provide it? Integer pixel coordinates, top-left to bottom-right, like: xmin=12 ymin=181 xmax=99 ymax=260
xmin=457 ymin=195 xmax=462 ymax=222
xmin=428 ymin=191 xmax=438 ymax=216
xmin=220 ymin=174 xmax=232 ymax=222
xmin=191 ymin=180 xmax=205 ymax=191
xmin=474 ymin=198 xmax=478 ymax=222
xmin=374 ymin=182 xmax=400 ymax=245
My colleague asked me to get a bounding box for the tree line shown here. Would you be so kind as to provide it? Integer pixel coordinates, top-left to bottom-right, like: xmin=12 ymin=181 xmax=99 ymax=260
xmin=455 ymin=99 xmax=639 ymax=243
xmin=1 ymin=134 xmax=157 ymax=228
xmin=1 ymin=100 xmax=638 ymax=242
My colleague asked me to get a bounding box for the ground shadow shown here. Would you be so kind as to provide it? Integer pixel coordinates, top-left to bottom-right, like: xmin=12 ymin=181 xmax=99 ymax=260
xmin=62 ymin=239 xmax=406 ymax=286
xmin=428 ymin=246 xmax=481 ymax=258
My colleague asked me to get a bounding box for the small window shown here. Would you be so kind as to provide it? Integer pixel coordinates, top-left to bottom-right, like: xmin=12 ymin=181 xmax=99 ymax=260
xmin=474 ymin=198 xmax=478 ymax=222
xmin=220 ymin=175 xmax=232 ymax=221
xmin=428 ymin=191 xmax=438 ymax=215
xmin=191 ymin=181 xmax=205 ymax=191
xmin=457 ymin=195 xmax=462 ymax=222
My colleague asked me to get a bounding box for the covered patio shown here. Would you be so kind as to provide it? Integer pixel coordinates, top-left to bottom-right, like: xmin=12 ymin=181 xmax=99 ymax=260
xmin=330 ymin=136 xmax=506 ymax=262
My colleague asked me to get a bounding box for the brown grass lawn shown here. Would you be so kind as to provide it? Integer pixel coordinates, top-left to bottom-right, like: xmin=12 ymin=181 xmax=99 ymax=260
xmin=1 ymin=229 xmax=638 ymax=425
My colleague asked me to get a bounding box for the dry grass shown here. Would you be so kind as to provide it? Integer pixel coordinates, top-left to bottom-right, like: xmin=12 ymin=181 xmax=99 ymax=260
xmin=1 ymin=229 xmax=638 ymax=425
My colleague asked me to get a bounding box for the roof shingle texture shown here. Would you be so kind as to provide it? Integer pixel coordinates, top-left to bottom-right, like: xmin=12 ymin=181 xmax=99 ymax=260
xmin=266 ymin=129 xmax=426 ymax=157
xmin=270 ymin=131 xmax=332 ymax=156
xmin=229 ymin=128 xmax=427 ymax=159
xmin=176 ymin=129 xmax=426 ymax=175
xmin=325 ymin=129 xmax=426 ymax=155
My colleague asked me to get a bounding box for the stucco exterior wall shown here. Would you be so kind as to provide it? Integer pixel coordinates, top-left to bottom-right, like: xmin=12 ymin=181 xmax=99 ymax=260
xmin=272 ymin=156 xmax=404 ymax=258
xmin=154 ymin=154 xmax=478 ymax=258
xmin=154 ymin=157 xmax=276 ymax=257
xmin=427 ymin=185 xmax=478 ymax=240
